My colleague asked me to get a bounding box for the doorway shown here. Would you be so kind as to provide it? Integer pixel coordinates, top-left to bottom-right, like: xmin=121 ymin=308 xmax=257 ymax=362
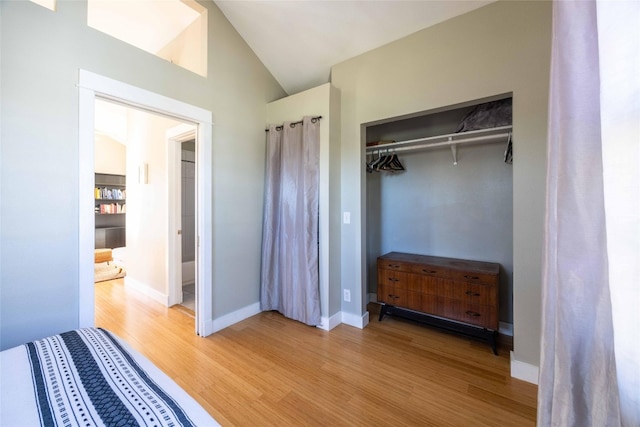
xmin=79 ymin=69 xmax=213 ymax=336
xmin=94 ymin=100 xmax=197 ymax=320
xmin=166 ymin=125 xmax=198 ymax=311
xmin=180 ymin=140 xmax=197 ymax=311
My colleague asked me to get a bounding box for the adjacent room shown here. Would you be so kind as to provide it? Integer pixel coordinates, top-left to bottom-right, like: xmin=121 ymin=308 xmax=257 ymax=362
xmin=1 ymin=0 xmax=638 ymax=426
xmin=93 ymin=99 xmax=198 ymax=314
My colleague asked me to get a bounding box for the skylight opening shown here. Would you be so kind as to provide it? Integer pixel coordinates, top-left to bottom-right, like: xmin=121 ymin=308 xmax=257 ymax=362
xmin=30 ymin=0 xmax=56 ymax=11
xmin=87 ymin=0 xmax=207 ymax=77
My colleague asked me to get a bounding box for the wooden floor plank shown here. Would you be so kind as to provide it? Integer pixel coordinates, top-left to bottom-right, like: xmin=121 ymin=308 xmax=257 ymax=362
xmin=95 ymin=279 xmax=537 ymax=426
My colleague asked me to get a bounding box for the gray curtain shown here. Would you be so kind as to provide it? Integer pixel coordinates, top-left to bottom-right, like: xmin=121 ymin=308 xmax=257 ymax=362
xmin=538 ymin=0 xmax=640 ymax=425
xmin=260 ymin=117 xmax=321 ymax=326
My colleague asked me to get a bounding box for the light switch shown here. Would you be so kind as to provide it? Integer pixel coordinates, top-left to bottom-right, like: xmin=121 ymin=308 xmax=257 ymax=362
xmin=343 ymin=212 xmax=351 ymax=224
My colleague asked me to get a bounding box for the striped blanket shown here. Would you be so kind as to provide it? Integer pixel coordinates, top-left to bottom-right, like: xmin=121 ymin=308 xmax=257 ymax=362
xmin=1 ymin=328 xmax=218 ymax=427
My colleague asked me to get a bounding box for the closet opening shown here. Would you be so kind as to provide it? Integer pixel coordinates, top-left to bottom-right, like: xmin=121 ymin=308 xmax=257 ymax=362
xmin=364 ymin=94 xmax=514 ymax=351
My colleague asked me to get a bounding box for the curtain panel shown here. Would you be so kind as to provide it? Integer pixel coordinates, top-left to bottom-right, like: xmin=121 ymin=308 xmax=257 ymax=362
xmin=260 ymin=117 xmax=321 ymax=326
xmin=539 ymin=1 xmax=640 ymax=425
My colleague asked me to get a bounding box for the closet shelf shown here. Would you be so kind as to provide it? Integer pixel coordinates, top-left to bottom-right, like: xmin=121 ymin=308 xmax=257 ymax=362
xmin=365 ymin=125 xmax=512 ymax=165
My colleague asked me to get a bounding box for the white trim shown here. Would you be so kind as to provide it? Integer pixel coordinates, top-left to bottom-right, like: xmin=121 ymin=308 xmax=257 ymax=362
xmin=342 ymin=311 xmax=370 ymax=329
xmin=510 ymin=351 xmax=539 ymax=384
xmin=195 ymin=123 xmax=213 ymax=336
xmin=499 ymin=321 xmax=514 ymax=336
xmin=78 ymin=86 xmax=96 ymax=328
xmin=124 ymin=277 xmax=169 ymax=306
xmin=318 ymin=311 xmax=342 ymax=331
xmin=77 ymin=72 xmax=212 ymax=126
xmin=211 ymin=303 xmax=261 ymax=333
xmin=78 ymin=69 xmax=214 ymax=337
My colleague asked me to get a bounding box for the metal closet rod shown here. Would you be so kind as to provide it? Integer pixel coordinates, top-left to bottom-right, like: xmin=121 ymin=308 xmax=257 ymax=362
xmin=365 ymin=126 xmax=513 ymax=165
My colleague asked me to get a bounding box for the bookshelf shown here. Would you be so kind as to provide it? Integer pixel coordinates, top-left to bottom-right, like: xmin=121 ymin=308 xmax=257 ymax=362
xmin=95 ymin=173 xmax=126 ymax=249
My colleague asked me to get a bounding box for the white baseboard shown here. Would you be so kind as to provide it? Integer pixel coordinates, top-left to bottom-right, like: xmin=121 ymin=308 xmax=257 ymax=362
xmin=342 ymin=310 xmax=369 ymax=329
xmin=201 ymin=319 xmax=215 ymax=337
xmin=205 ymin=304 xmax=371 ymax=335
xmin=124 ymin=277 xmax=168 ymax=306
xmin=211 ymin=302 xmax=261 ymax=333
xmin=499 ymin=321 xmax=513 ymax=336
xmin=510 ymin=351 xmax=539 ymax=384
xmin=368 ymin=292 xmax=377 ymax=303
xmin=318 ymin=311 xmax=342 ymax=331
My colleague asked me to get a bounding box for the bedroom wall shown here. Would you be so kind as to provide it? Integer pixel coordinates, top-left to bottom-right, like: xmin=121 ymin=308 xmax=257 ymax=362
xmin=331 ymin=0 xmax=551 ymax=375
xmin=0 ymin=0 xmax=285 ymax=350
xmin=95 ymin=135 xmax=126 ymax=175
xmin=124 ymin=109 xmax=183 ymax=298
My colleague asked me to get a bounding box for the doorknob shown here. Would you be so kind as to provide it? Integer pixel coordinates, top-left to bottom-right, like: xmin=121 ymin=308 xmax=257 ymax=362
xmin=177 ymin=230 xmax=182 ymax=235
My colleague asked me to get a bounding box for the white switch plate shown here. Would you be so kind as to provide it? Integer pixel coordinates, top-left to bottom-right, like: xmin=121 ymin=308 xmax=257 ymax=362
xmin=343 ymin=212 xmax=351 ymax=224
xmin=343 ymin=289 xmax=351 ymax=302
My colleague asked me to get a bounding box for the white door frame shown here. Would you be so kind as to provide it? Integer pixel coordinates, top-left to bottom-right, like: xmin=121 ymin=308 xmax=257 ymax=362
xmin=166 ymin=124 xmax=197 ymax=308
xmin=78 ymin=69 xmax=213 ymax=336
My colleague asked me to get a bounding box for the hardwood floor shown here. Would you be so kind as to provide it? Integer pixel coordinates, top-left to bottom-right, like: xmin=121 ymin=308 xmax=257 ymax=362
xmin=95 ymin=279 xmax=537 ymax=426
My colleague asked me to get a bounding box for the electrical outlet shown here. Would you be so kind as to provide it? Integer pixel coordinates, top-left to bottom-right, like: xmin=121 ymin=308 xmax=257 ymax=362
xmin=343 ymin=289 xmax=351 ymax=302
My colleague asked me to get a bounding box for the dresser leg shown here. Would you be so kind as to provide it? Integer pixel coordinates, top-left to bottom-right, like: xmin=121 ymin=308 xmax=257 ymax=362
xmin=489 ymin=330 xmax=498 ymax=355
xmin=378 ymin=304 xmax=387 ymax=321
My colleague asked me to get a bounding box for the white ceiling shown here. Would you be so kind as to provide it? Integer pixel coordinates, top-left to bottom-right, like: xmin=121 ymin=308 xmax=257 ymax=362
xmin=214 ymin=0 xmax=495 ymax=95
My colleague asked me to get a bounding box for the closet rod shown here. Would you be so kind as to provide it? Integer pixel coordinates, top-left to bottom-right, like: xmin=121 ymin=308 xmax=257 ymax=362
xmin=265 ymin=116 xmax=322 ymax=132
xmin=365 ymin=125 xmax=512 ymax=154
xmin=368 ymin=132 xmax=510 ymax=155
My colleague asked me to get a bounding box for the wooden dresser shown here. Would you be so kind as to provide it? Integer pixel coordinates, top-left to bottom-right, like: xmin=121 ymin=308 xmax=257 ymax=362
xmin=377 ymin=252 xmax=500 ymax=353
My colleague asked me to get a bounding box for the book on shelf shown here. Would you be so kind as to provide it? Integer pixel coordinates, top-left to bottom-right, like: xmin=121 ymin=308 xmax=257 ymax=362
xmin=95 ymin=188 xmax=126 ymax=200
xmin=97 ymin=203 xmax=126 ymax=214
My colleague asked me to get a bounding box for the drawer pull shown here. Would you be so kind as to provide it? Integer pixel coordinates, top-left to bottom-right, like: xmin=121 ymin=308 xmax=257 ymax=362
xmin=423 ymin=269 xmax=437 ymax=274
xmin=465 ymin=310 xmax=481 ymax=317
xmin=388 ymin=278 xmax=399 ymax=282
xmin=388 ymin=264 xmax=400 ymax=268
xmin=465 ymin=290 xmax=481 ymax=297
xmin=464 ymin=275 xmax=480 ymax=280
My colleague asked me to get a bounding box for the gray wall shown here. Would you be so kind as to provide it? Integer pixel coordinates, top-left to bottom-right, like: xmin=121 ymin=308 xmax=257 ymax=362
xmin=332 ymin=1 xmax=551 ymax=368
xmin=0 ymin=1 xmax=285 ymax=350
xmin=367 ymin=143 xmax=513 ymax=323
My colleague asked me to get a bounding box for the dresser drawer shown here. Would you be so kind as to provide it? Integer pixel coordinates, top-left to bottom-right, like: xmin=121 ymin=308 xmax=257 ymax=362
xmin=377 ymin=274 xmax=421 ymax=312
xmin=378 ymin=269 xmax=421 ymax=291
xmin=378 ymin=259 xmax=414 ymax=273
xmin=449 ymin=270 xmax=498 ymax=285
xmin=377 ymin=281 xmax=396 ymax=305
xmin=442 ymin=281 xmax=497 ymax=307
xmin=411 ymin=264 xmax=450 ymax=278
xmin=433 ymin=297 xmax=497 ymax=329
xmin=451 ymin=303 xmax=497 ymax=329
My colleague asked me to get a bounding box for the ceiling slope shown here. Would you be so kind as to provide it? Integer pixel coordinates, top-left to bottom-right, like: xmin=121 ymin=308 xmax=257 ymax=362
xmin=215 ymin=0 xmax=494 ymax=95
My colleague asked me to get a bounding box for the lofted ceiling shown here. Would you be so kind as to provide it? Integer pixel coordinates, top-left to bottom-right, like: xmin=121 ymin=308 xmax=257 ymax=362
xmin=214 ymin=0 xmax=495 ymax=95
xmin=87 ymin=0 xmax=202 ymax=55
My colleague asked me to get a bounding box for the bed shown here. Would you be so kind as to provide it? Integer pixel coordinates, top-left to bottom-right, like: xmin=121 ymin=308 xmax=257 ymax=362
xmin=0 ymin=327 xmax=219 ymax=426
